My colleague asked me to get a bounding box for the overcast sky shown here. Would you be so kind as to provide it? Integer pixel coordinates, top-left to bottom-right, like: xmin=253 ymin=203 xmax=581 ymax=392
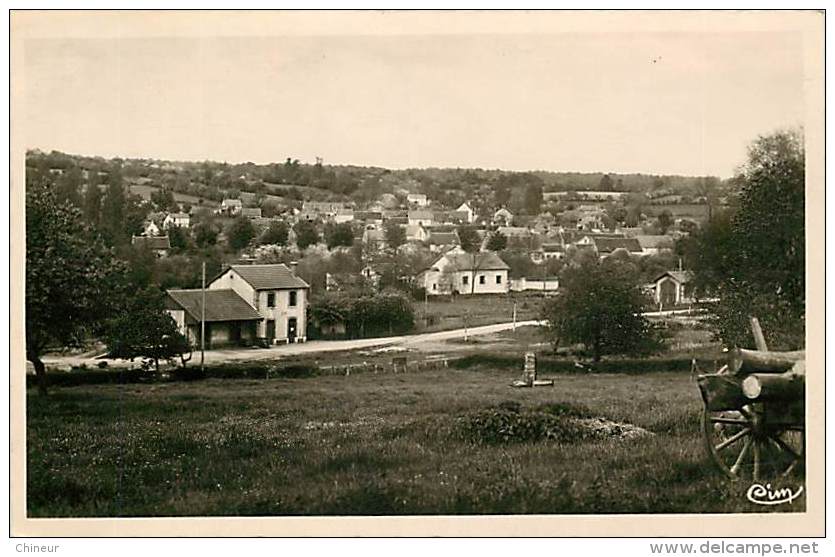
xmin=23 ymin=31 xmax=804 ymax=177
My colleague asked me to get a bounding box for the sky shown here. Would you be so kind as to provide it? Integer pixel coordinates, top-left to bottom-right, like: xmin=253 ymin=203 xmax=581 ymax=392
xmin=22 ymin=31 xmax=805 ymax=178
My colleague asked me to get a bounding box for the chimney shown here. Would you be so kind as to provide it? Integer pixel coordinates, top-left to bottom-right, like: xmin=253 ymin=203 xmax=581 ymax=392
xmin=289 ymin=261 xmax=298 ymax=274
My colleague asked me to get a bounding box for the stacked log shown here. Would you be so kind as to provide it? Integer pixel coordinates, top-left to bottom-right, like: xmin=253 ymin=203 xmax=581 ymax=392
xmin=728 ymin=348 xmax=805 ymax=402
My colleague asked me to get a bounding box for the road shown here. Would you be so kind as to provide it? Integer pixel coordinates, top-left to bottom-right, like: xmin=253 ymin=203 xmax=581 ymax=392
xmin=41 ymin=308 xmax=698 ymax=370
xmin=41 ymin=320 xmax=545 ymax=369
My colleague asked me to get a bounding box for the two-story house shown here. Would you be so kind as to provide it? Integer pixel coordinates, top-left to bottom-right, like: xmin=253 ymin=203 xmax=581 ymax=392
xmin=165 ymin=263 xmax=309 ymax=348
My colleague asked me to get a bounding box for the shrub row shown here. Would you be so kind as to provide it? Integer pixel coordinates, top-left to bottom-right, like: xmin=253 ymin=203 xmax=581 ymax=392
xmin=26 ymin=362 xmax=318 ymax=389
xmin=450 ymin=353 xmax=696 ymax=374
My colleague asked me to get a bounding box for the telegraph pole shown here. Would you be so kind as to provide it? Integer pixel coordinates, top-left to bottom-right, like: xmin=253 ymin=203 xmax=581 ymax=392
xmin=512 ymin=300 xmax=517 ymax=331
xmin=201 ymin=261 xmax=206 ymax=373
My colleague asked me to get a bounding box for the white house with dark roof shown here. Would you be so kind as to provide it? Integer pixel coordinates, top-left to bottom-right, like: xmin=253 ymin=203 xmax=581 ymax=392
xmin=220 ymin=198 xmax=243 ymax=216
xmin=163 ymin=212 xmax=191 ymax=229
xmin=166 ymin=263 xmax=309 ymax=347
xmin=419 ymin=251 xmax=510 ymax=296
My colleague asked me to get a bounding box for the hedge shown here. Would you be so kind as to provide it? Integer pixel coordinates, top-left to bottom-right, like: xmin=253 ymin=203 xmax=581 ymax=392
xmin=449 ymin=353 xmax=696 ymax=374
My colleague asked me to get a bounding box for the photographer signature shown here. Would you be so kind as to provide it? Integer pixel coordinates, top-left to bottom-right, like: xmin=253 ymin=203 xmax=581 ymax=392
xmin=746 ymin=483 xmax=804 ymax=506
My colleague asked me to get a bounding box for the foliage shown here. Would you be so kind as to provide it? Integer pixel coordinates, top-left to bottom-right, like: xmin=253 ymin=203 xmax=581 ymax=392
xmin=461 ymin=405 xmax=595 ymax=445
xmin=542 ymin=257 xmax=663 ymax=362
xmin=485 ymin=231 xmax=508 ymax=252
xmin=167 ymin=225 xmax=191 ymax=252
xmin=293 ymin=220 xmax=320 ymax=251
xmin=104 ymin=289 xmax=192 ymax=372
xmin=456 ymin=225 xmax=481 ymax=253
xmin=226 ymin=216 xmax=256 ymax=251
xmin=683 ymin=129 xmax=805 ymax=349
xmin=384 ymin=220 xmax=406 ymax=252
xmin=523 ymin=183 xmax=543 ymax=215
xmin=192 ymin=221 xmax=219 ymax=248
xmin=25 ymin=185 xmax=127 ymax=394
xmin=259 ymin=220 xmax=289 ymax=246
xmin=656 ymin=210 xmax=674 ymax=234
xmin=309 ymin=290 xmax=415 ymax=338
xmin=324 ymin=222 xmax=355 ymax=250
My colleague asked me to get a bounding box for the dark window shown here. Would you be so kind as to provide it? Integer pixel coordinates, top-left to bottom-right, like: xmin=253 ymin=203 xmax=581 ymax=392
xmin=432 ymin=283 xmax=437 ymax=291
xmin=496 ymin=275 xmax=502 ymax=284
xmin=462 ymin=275 xmax=469 ymax=285
xmin=267 ymin=292 xmax=276 ymax=308
xmin=479 ymin=275 xmax=486 ymax=285
xmin=289 ymin=291 xmax=297 ymax=307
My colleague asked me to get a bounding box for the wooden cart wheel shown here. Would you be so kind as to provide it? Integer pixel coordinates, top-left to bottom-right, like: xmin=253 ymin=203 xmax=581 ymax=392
xmin=702 ymin=405 xmax=804 ymax=481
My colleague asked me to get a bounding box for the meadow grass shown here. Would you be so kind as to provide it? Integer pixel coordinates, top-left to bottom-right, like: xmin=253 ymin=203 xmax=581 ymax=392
xmin=26 ymin=367 xmax=804 ymax=517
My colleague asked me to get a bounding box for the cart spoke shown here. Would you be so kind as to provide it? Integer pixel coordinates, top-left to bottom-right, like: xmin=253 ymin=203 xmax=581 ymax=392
xmin=752 ymin=440 xmax=761 ymax=481
xmin=710 ymin=417 xmax=749 ymax=426
xmin=730 ymin=437 xmax=752 ymax=476
xmin=771 ymin=435 xmax=802 ymax=460
xmin=715 ymin=428 xmax=750 ymax=452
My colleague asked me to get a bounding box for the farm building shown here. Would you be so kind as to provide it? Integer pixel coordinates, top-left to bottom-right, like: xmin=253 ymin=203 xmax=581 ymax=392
xmin=651 ymin=270 xmax=695 ymax=307
xmin=635 ymin=235 xmax=675 ymax=255
xmin=427 ymin=231 xmax=460 ymax=252
xmin=219 ymin=198 xmax=243 ymax=216
xmin=419 ymin=251 xmax=510 ymax=296
xmin=165 ymin=263 xmax=310 ymax=348
xmin=407 ymin=193 xmax=428 ymax=206
xmin=493 ymin=208 xmax=514 ymax=226
xmin=163 ymin=212 xmax=191 ymax=229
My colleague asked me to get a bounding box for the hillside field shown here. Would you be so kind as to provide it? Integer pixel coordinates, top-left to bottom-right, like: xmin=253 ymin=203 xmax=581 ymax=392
xmin=27 ymin=364 xmax=802 ymax=517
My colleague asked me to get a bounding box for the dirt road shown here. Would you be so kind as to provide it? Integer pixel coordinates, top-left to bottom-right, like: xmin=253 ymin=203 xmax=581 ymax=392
xmin=41 ymin=320 xmax=545 ymax=370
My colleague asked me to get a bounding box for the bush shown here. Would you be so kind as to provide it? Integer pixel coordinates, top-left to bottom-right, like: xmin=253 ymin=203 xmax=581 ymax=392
xmin=450 ymin=353 xmax=694 ymax=374
xmin=460 ymin=404 xmax=596 ymax=444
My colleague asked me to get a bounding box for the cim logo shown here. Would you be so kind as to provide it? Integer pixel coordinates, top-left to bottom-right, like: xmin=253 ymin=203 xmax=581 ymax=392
xmin=746 ymin=483 xmax=804 ymax=506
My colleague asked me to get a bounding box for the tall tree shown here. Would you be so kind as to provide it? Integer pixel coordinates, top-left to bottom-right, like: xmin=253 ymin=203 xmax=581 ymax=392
xmin=293 ymin=220 xmax=320 ymax=251
xmin=383 ymin=220 xmax=406 ymax=252
xmin=226 ymin=216 xmax=256 ymax=251
xmin=26 ymin=186 xmax=125 ymax=394
xmin=485 ymin=231 xmax=508 ymax=252
xmin=655 ymin=210 xmax=674 ymax=234
xmin=687 ymin=129 xmax=805 ymax=349
xmin=259 ymin=220 xmax=289 ymax=246
xmin=523 ymin=183 xmax=543 ymax=215
xmin=457 ymin=225 xmax=482 ymax=294
xmin=105 ymin=288 xmax=192 ymax=374
xmin=324 ymin=222 xmax=355 ymax=250
xmin=542 ymin=258 xmax=661 ymax=362
xmin=83 ymin=176 xmax=103 ymax=227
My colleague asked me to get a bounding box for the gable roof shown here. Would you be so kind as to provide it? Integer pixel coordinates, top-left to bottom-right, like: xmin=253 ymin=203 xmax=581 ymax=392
xmin=408 ymin=210 xmax=434 ymax=220
xmin=654 ymin=270 xmax=694 ymax=284
xmin=167 ymin=289 xmax=262 ymax=322
xmin=428 ymin=231 xmax=460 ymax=245
xmin=436 ymin=252 xmax=510 ymax=272
xmin=241 ymin=207 xmax=262 ymax=218
xmin=635 ymin=235 xmax=675 ymax=249
xmin=593 ymin=237 xmax=643 ymax=253
xmin=498 ymin=226 xmax=532 ymax=238
xmin=541 ymin=243 xmax=565 ymax=253
xmin=221 ymin=198 xmax=243 ymax=207
xmin=222 ymin=264 xmax=309 ymax=290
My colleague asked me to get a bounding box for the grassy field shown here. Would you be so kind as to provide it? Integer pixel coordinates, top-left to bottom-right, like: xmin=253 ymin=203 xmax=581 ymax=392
xmin=27 ymin=364 xmax=803 ymax=517
xmin=415 ymin=294 xmax=544 ymax=333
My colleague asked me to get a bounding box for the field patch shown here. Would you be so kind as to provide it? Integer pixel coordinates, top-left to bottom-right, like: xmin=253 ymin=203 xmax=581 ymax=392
xmin=26 ymin=368 xmax=802 ymax=516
